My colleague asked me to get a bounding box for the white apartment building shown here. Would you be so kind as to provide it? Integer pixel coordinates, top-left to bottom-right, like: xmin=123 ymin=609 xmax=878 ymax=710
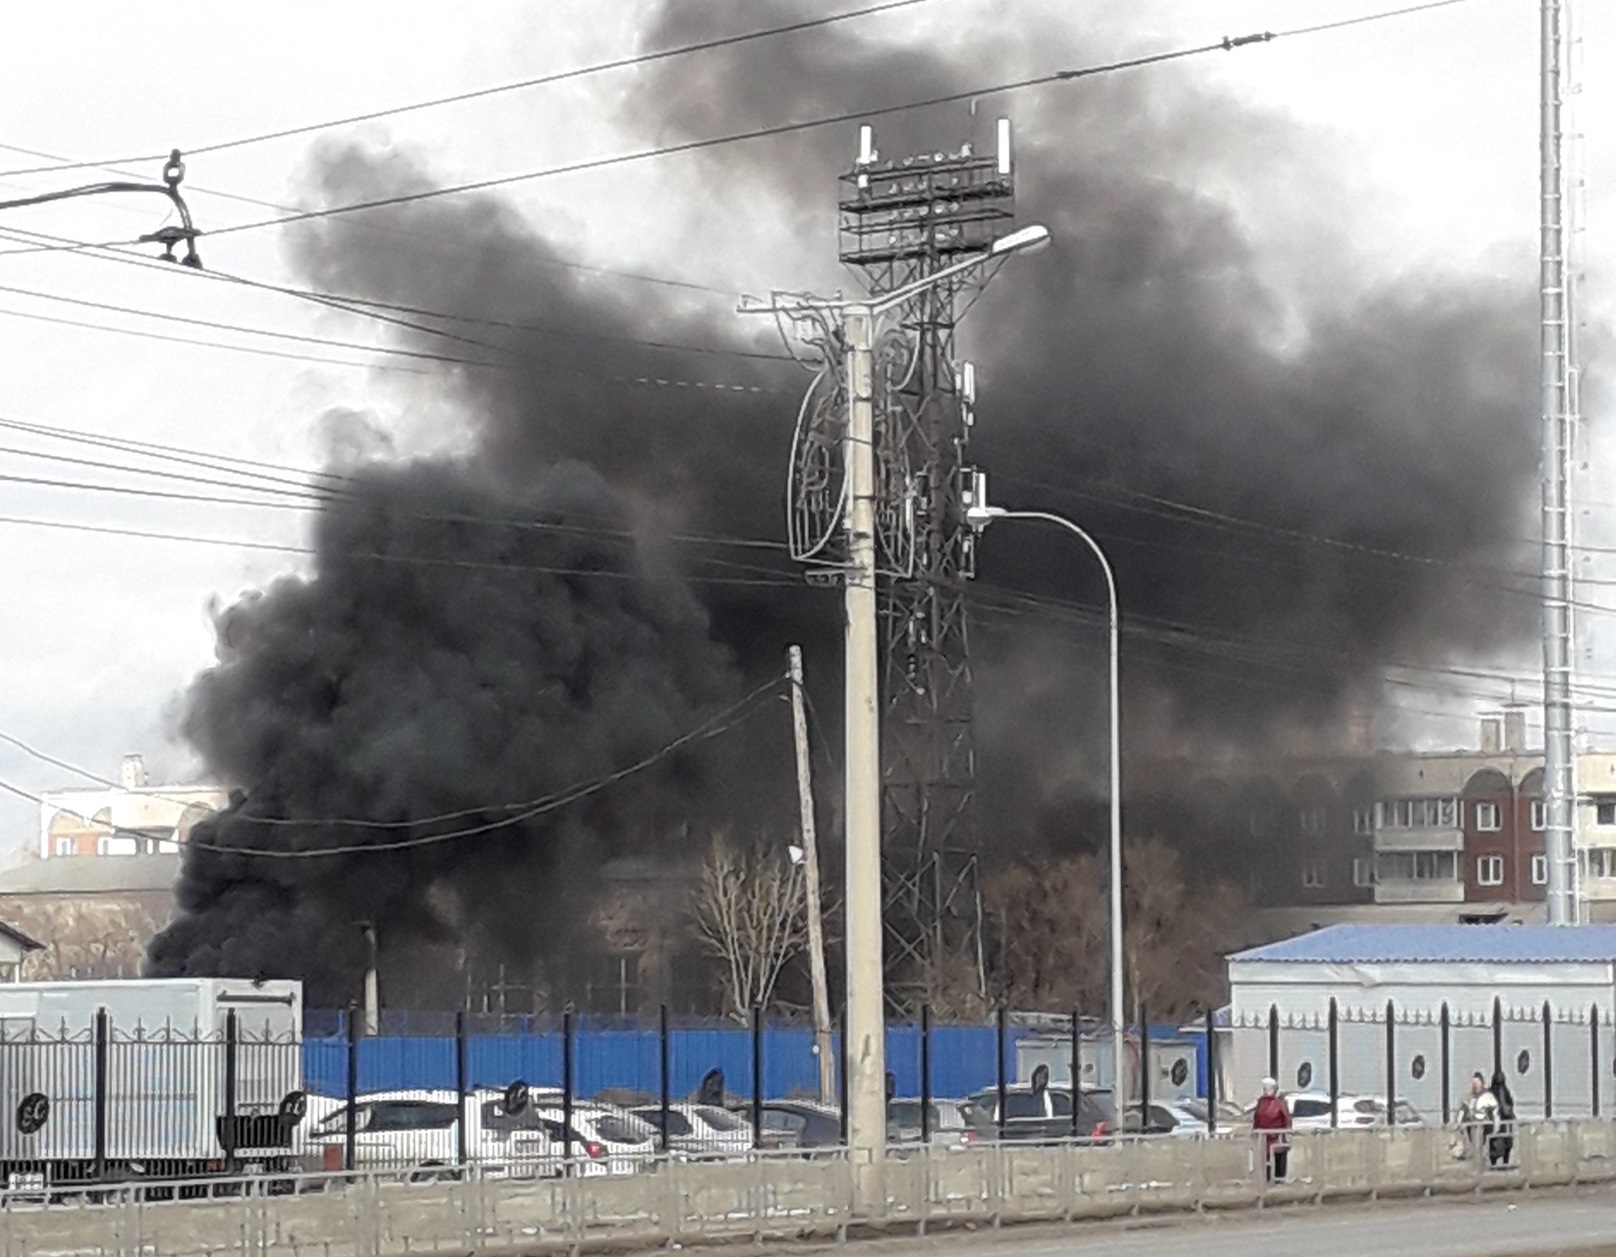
xmin=39 ymin=754 xmax=227 ymax=859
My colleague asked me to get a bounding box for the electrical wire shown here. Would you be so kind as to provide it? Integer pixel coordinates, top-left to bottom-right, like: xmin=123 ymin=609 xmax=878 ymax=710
xmin=188 ymin=675 xmax=781 ymax=855
xmin=0 ymin=511 xmax=804 ymax=588
xmin=0 ymin=1 xmax=939 ymax=179
xmin=0 ymin=674 xmax=784 ymax=856
xmin=0 ymin=414 xmax=794 ymax=555
xmin=200 ymin=1 xmax=1480 ymax=239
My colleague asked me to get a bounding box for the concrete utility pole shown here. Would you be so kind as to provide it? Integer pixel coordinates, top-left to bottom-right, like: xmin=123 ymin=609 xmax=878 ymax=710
xmin=841 ymin=304 xmax=887 ymax=1206
xmin=1540 ymin=0 xmax=1576 ymax=925
xmin=741 ymin=222 xmax=1048 ymax=1218
xmin=788 ymin=644 xmax=836 ymax=1107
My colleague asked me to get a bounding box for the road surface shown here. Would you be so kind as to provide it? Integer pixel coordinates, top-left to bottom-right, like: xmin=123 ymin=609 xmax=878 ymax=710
xmin=840 ymin=1192 xmax=1616 ymax=1257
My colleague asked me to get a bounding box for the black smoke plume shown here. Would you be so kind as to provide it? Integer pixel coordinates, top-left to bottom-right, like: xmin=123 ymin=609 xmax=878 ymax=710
xmin=153 ymin=0 xmax=1551 ymax=997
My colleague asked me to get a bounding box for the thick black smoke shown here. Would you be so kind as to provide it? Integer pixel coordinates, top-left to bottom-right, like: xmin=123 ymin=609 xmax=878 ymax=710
xmin=148 ymin=461 xmax=742 ymax=1002
xmin=154 ymin=0 xmax=1550 ymax=995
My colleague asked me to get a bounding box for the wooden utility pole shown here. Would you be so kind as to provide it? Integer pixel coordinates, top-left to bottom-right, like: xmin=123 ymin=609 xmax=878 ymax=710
xmin=788 ymin=645 xmax=836 ymax=1105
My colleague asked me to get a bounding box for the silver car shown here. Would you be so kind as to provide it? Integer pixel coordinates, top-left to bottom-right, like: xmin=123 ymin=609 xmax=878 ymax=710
xmin=632 ymin=1103 xmax=753 ymax=1159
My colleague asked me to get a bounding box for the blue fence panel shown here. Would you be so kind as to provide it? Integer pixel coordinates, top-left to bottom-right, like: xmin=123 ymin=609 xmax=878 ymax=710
xmin=303 ymin=1022 xmax=1045 ymax=1100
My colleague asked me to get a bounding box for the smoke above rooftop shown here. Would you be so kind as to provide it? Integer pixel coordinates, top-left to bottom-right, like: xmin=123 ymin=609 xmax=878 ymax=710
xmin=150 ymin=0 xmax=1546 ymax=1001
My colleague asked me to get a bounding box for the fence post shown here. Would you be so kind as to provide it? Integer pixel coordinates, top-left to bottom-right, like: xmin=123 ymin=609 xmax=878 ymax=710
xmin=1267 ymin=1004 xmax=1279 ymax=1083
xmin=92 ymin=1007 xmax=108 ymax=1182
xmin=1139 ymin=1003 xmax=1151 ymax=1131
xmin=920 ymin=1005 xmax=933 ymax=1143
xmin=1592 ymin=1004 xmax=1601 ymax=1119
xmin=1440 ymin=1002 xmax=1452 ymax=1126
xmin=1493 ymin=995 xmax=1503 ymax=1079
xmin=750 ymin=1004 xmax=763 ymax=1150
xmin=1204 ymin=1008 xmax=1217 ymax=1135
xmin=1071 ymin=1009 xmax=1082 ymax=1138
xmin=996 ymin=1004 xmax=1008 ymax=1142
xmin=455 ymin=1011 xmax=468 ymax=1168
xmin=1543 ymin=1001 xmax=1553 ymax=1120
xmin=344 ymin=1002 xmax=359 ymax=1173
xmin=562 ymin=1010 xmax=575 ymax=1169
xmin=1384 ymin=1000 xmax=1396 ymax=1125
xmin=838 ymin=1004 xmax=849 ymax=1144
xmin=1328 ymin=997 xmax=1339 ymax=1130
xmin=659 ymin=1004 xmax=671 ymax=1155
xmin=224 ymin=1008 xmax=240 ymax=1176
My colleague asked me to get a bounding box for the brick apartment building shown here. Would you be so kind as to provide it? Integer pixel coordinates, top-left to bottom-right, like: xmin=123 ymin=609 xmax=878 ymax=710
xmin=1159 ymin=711 xmax=1616 ymax=927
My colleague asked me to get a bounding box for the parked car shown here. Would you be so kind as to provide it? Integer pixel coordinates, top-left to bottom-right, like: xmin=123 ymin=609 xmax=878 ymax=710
xmin=300 ymin=1089 xmax=558 ymax=1178
xmin=730 ymin=1101 xmax=842 ymax=1151
xmin=959 ymin=1086 xmax=1118 ymax=1142
xmin=1240 ymin=1092 xmax=1424 ymax=1131
xmin=531 ymin=1103 xmax=659 ymax=1175
xmin=887 ymin=1098 xmax=975 ymax=1146
xmin=631 ymin=1103 xmax=753 ymax=1159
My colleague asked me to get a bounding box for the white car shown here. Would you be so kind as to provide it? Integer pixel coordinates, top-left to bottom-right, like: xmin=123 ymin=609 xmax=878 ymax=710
xmin=532 ymin=1103 xmax=659 ymax=1175
xmin=1247 ymin=1092 xmax=1424 ymax=1131
xmin=631 ymin=1103 xmax=753 ymax=1159
xmin=301 ymin=1088 xmax=558 ymax=1178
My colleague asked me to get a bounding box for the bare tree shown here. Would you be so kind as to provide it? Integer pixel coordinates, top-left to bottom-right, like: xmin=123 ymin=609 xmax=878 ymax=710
xmin=982 ymin=837 xmax=1251 ymax=1020
xmin=690 ymin=834 xmax=807 ymax=1021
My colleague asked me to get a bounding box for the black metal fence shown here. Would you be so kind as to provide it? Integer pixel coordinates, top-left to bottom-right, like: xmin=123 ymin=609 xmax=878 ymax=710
xmin=1230 ymin=995 xmax=1612 ymax=1124
xmin=1 ymin=1002 xmax=1218 ymax=1186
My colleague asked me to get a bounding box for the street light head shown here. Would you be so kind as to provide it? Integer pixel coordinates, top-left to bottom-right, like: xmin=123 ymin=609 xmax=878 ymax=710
xmin=989 ymin=224 xmax=1051 ymax=257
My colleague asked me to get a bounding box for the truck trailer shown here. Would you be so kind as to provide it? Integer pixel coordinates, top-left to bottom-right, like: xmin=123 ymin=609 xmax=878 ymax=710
xmin=0 ymin=977 xmax=306 ymax=1188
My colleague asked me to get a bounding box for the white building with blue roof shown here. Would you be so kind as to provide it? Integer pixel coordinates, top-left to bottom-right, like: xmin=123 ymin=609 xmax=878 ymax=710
xmin=1224 ymin=924 xmax=1616 ymax=1120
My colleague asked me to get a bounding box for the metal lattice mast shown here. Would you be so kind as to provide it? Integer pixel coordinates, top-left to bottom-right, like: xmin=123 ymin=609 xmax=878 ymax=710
xmin=838 ymin=121 xmax=1015 ymax=1005
xmin=1540 ymin=0 xmax=1576 ymax=925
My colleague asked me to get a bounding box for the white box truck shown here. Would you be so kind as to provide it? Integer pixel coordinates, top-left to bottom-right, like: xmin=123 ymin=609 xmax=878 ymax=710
xmin=0 ymin=977 xmax=306 ymax=1188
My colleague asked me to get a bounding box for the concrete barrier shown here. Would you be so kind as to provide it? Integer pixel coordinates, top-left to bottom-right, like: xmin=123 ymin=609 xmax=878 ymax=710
xmin=7 ymin=1120 xmax=1615 ymax=1257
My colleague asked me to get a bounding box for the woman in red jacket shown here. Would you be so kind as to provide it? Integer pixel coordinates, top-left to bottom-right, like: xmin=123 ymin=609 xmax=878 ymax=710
xmin=1252 ymin=1078 xmax=1292 ymax=1182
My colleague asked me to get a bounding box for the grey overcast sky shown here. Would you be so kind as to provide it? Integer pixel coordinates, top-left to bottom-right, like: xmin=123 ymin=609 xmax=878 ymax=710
xmin=0 ymin=0 xmax=1609 ymax=855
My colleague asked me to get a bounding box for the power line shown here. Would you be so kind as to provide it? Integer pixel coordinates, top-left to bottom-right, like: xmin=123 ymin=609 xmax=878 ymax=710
xmin=0 ymin=511 xmax=804 ymax=588
xmin=0 ymin=414 xmax=793 ymax=556
xmin=0 ymin=1 xmax=939 ymax=179
xmin=200 ymin=1 xmax=1479 ymax=239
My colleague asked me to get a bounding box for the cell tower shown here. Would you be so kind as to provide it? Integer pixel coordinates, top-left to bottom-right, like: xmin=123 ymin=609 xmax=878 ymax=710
xmin=837 ymin=120 xmax=1016 ymax=1006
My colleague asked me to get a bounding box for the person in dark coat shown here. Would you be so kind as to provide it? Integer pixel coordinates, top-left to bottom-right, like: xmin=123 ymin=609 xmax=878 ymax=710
xmin=1488 ymin=1069 xmax=1516 ymax=1166
xmin=1253 ymin=1077 xmax=1292 ymax=1182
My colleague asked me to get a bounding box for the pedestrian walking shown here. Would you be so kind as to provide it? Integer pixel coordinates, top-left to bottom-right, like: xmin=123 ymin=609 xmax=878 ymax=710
xmin=1457 ymin=1071 xmax=1498 ymax=1162
xmin=1252 ymin=1077 xmax=1292 ymax=1182
xmin=1488 ymin=1069 xmax=1516 ymax=1167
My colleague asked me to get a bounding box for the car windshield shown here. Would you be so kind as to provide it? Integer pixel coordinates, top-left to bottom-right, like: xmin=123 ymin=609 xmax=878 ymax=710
xmin=366 ymin=1100 xmax=460 ymax=1132
xmin=695 ymin=1106 xmax=746 ymax=1132
xmin=1292 ymin=1099 xmax=1332 ymax=1119
xmin=592 ymin=1113 xmax=657 ymax=1145
xmin=1001 ymin=1092 xmax=1046 ymax=1119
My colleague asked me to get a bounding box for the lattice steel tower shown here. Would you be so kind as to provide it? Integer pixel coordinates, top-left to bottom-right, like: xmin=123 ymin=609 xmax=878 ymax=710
xmin=837 ymin=121 xmax=1015 ymax=1008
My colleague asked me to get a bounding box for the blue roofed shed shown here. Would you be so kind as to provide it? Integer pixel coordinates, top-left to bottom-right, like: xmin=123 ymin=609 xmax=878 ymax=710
xmin=1222 ymin=925 xmax=1616 ymax=1118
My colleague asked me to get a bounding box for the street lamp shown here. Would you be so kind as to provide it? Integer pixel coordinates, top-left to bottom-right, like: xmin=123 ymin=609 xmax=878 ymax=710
xmin=964 ymin=488 xmax=1127 ymax=1116
xmin=740 ymin=223 xmax=1049 ymax=1213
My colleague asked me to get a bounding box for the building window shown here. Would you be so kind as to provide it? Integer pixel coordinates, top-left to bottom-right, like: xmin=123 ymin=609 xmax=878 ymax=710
xmin=1588 ymin=848 xmax=1616 ymax=880
xmin=1353 ymin=857 xmax=1375 ymax=887
xmin=53 ymin=836 xmax=73 ymax=856
xmin=1352 ymin=807 xmax=1374 ymax=836
xmin=1299 ymin=807 xmax=1327 ymax=835
xmin=1598 ymin=800 xmax=1616 ymax=827
xmin=1476 ymin=855 xmax=1504 ymax=887
xmin=1375 ymin=851 xmax=1459 ymax=882
xmin=1531 ymin=800 xmax=1547 ymax=832
xmin=1532 ymin=854 xmax=1548 ymax=885
xmin=95 ymin=836 xmax=111 ymax=856
xmin=1302 ymin=861 xmax=1325 ymax=888
xmin=1474 ymin=801 xmax=1501 ymax=832
xmin=1376 ymin=797 xmax=1459 ymax=829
